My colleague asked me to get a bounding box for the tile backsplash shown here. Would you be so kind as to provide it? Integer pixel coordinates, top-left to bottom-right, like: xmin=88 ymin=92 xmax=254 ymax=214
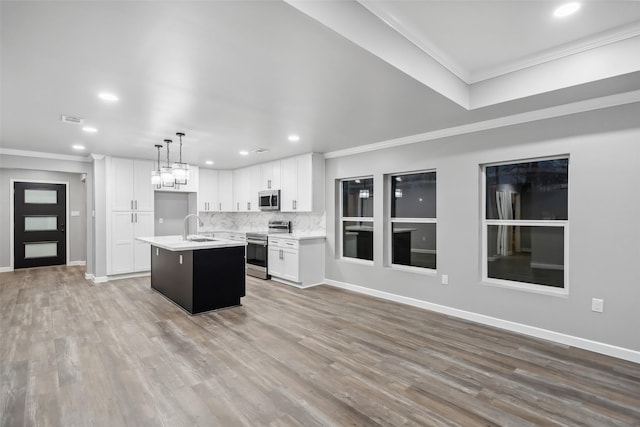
xmin=200 ymin=211 xmax=325 ymax=234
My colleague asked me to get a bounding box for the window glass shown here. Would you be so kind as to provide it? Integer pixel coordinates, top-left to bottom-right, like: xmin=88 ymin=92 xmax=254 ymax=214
xmin=342 ymin=178 xmax=374 ymax=217
xmin=487 ymin=225 xmax=564 ymax=288
xmin=24 ymin=189 xmax=57 ymax=204
xmin=485 ymin=159 xmax=568 ymax=220
xmin=342 ymin=221 xmax=373 ymax=261
xmin=24 ymin=242 xmax=58 ymax=258
xmin=391 ymin=172 xmax=436 ymax=218
xmin=25 ymin=216 xmax=58 ymax=231
xmin=392 ymin=222 xmax=436 ymax=269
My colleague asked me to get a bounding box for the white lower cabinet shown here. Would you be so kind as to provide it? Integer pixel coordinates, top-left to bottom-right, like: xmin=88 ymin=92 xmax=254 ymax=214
xmin=268 ymin=236 xmax=324 ymax=287
xmin=110 ymin=211 xmax=154 ymax=274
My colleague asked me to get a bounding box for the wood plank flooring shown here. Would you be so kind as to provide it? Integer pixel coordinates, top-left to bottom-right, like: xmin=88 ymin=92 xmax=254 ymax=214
xmin=1 ymin=265 xmax=639 ymax=426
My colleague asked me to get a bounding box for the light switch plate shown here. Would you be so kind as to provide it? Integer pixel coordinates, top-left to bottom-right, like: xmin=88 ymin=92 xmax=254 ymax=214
xmin=71 ymin=211 xmax=80 ymax=217
xmin=592 ymin=298 xmax=604 ymax=313
xmin=441 ymin=274 xmax=448 ymax=285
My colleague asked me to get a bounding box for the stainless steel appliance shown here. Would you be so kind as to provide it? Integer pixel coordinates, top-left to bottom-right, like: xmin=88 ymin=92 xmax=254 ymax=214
xmin=258 ymin=190 xmax=280 ymax=211
xmin=245 ymin=220 xmax=291 ymax=279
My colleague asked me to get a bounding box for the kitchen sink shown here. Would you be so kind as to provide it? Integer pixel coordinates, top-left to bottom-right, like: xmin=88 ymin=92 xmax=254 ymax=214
xmin=187 ymin=236 xmax=217 ymax=242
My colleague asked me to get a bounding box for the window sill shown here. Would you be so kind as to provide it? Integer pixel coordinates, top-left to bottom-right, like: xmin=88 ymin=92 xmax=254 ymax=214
xmin=481 ymin=278 xmax=568 ymax=297
xmin=339 ymin=256 xmax=374 ymax=266
xmin=389 ymin=264 xmax=437 ymax=276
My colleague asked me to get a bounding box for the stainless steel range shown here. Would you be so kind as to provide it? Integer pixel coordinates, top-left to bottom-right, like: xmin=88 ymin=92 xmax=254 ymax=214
xmin=245 ymin=220 xmax=291 ymax=279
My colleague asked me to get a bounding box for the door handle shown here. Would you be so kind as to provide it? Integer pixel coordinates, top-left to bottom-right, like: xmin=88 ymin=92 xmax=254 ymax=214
xmin=135 ymin=213 xmax=138 ymax=223
xmin=135 ymin=200 xmax=138 ymax=210
xmin=131 ymin=213 xmax=134 ymax=223
xmin=131 ymin=200 xmax=134 ymax=209
xmin=219 ymin=202 xmax=222 ymax=211
xmin=247 ymin=202 xmax=250 ymax=210
xmin=60 ymin=224 xmax=65 ymax=232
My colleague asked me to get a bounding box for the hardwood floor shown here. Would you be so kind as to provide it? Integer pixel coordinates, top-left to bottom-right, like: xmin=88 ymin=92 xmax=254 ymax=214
xmin=1 ymin=266 xmax=639 ymax=426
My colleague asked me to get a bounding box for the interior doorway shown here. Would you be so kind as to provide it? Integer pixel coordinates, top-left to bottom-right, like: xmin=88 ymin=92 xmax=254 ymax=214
xmin=13 ymin=181 xmax=67 ymax=269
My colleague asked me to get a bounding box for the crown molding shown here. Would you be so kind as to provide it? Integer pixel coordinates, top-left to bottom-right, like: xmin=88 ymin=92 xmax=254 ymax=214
xmin=323 ymin=89 xmax=640 ymax=159
xmin=0 ymin=148 xmax=92 ymax=162
xmin=471 ymin=23 xmax=640 ymax=83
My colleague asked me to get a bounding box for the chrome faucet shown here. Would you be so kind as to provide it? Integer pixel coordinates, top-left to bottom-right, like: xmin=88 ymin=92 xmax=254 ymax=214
xmin=183 ymin=214 xmax=204 ymax=240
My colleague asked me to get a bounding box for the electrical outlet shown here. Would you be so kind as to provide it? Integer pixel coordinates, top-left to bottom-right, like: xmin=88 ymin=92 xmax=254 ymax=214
xmin=441 ymin=274 xmax=448 ymax=285
xmin=158 ymin=218 xmax=164 ymax=224
xmin=591 ymin=298 xmax=604 ymax=313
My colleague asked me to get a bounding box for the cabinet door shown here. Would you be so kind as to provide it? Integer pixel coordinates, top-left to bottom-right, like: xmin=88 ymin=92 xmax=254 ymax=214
xmin=282 ymin=248 xmax=299 ymax=282
xmin=133 ymin=160 xmax=155 ymax=211
xmin=111 ymin=212 xmax=134 ymax=274
xmin=133 ymin=212 xmax=154 ymax=271
xmin=295 ymin=155 xmax=312 ymax=212
xmin=260 ymin=161 xmax=281 ymax=190
xmin=233 ymin=168 xmax=251 ymax=211
xmin=249 ymin=165 xmax=261 ymax=211
xmin=218 ymin=171 xmax=233 ymax=211
xmin=280 ymin=157 xmax=297 ymax=212
xmin=111 ymin=158 xmax=135 ymax=211
xmin=268 ymin=246 xmax=283 ymax=277
xmin=198 ymin=169 xmax=218 ymax=211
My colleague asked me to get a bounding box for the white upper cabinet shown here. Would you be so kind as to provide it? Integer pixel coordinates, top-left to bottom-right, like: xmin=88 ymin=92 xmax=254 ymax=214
xmin=281 ymin=153 xmax=324 ymax=212
xmin=111 ymin=158 xmax=155 ymax=211
xmin=260 ymin=160 xmax=281 ymax=191
xmin=198 ymin=169 xmax=219 ymax=212
xmin=218 ymin=171 xmax=234 ymax=212
xmin=233 ymin=167 xmax=251 ymax=212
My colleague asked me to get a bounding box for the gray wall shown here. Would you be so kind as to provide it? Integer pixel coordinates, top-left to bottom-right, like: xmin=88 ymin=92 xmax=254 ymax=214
xmin=155 ymin=192 xmax=189 ymax=236
xmin=0 ymin=167 xmax=88 ymax=268
xmin=324 ymin=102 xmax=640 ymax=352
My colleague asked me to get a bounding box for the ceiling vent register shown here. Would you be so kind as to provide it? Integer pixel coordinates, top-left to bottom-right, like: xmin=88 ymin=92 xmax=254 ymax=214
xmin=60 ymin=114 xmax=84 ymax=125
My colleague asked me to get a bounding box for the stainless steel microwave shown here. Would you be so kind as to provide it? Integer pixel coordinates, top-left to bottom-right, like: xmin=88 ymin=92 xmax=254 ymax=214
xmin=258 ymin=190 xmax=280 ymax=211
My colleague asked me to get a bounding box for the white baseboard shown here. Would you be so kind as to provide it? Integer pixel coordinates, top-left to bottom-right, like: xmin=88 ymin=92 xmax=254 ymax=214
xmin=85 ymin=273 xmax=108 ymax=283
xmin=271 ymin=277 xmax=322 ymax=289
xmin=323 ymin=278 xmax=640 ymax=364
xmin=0 ymin=267 xmax=13 ymax=273
xmin=107 ymin=271 xmax=150 ymax=281
xmin=67 ymin=260 xmax=87 ymax=266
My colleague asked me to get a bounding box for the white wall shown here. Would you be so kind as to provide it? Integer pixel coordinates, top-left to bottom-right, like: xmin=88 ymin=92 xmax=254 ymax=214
xmin=324 ymin=102 xmax=640 ymax=354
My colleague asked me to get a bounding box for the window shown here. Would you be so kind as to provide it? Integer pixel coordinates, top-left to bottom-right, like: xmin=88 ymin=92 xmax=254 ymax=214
xmin=483 ymin=157 xmax=568 ymax=291
xmin=390 ymin=171 xmax=436 ymax=270
xmin=341 ymin=178 xmax=374 ymax=261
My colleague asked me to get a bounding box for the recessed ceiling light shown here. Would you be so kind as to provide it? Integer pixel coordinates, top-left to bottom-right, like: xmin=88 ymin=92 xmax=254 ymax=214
xmin=82 ymin=126 xmax=98 ymax=133
xmin=98 ymin=92 xmax=119 ymax=102
xmin=553 ymin=2 xmax=581 ymax=18
xmin=288 ymin=134 xmax=300 ymax=142
xmin=205 ymin=160 xmax=214 ymax=165
xmin=72 ymin=144 xmax=85 ymax=150
xmin=239 ymin=150 xmax=249 ymax=156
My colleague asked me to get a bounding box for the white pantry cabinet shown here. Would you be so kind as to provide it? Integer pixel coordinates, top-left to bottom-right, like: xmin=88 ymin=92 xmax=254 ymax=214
xmin=233 ymin=166 xmax=260 ymax=212
xmin=198 ymin=169 xmax=220 ymax=212
xmin=111 ymin=158 xmax=155 ymax=211
xmin=280 ymin=153 xmax=324 ymax=212
xmin=268 ymin=236 xmax=325 ymax=287
xmin=110 ymin=211 xmax=154 ymax=274
xmin=107 ymin=157 xmax=155 ymax=275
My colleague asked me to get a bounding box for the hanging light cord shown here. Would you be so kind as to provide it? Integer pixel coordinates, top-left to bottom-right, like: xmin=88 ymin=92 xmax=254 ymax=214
xmin=164 ymin=139 xmax=172 ymax=166
xmin=177 ymin=132 xmax=185 ymax=164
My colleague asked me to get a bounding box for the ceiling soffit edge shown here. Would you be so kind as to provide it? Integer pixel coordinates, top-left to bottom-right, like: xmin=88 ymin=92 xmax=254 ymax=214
xmin=323 ymin=90 xmax=640 ymax=159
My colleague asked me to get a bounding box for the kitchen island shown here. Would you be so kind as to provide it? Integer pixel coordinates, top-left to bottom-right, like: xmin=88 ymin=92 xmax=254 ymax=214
xmin=136 ymin=235 xmax=246 ymax=314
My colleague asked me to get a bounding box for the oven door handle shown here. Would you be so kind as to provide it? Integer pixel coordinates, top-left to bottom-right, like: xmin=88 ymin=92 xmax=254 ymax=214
xmin=247 ymin=239 xmax=268 ymax=246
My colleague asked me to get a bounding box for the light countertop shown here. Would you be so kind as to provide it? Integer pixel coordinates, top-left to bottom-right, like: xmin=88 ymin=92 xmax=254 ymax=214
xmin=136 ymin=235 xmax=246 ymax=252
xmin=200 ymin=229 xmax=326 ymax=241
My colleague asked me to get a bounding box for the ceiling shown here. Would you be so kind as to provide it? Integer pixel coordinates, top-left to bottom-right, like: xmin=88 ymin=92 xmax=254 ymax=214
xmin=1 ymin=1 xmax=639 ymax=169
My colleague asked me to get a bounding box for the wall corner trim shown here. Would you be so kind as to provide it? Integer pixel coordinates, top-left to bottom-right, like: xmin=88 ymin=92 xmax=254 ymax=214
xmin=85 ymin=273 xmax=108 ymax=283
xmin=323 ymin=278 xmax=640 ymax=364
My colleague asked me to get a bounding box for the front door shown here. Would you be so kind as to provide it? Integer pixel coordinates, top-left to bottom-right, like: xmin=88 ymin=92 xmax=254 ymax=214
xmin=14 ymin=182 xmax=67 ymax=269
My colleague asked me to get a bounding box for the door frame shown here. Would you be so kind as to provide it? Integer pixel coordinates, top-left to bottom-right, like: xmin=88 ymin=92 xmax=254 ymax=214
xmin=9 ymin=179 xmax=70 ymax=270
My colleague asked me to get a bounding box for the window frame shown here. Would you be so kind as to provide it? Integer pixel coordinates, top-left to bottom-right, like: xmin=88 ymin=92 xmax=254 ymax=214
xmin=387 ymin=169 xmax=437 ymax=274
xmin=339 ymin=176 xmax=374 ymax=264
xmin=481 ymin=155 xmax=570 ymax=296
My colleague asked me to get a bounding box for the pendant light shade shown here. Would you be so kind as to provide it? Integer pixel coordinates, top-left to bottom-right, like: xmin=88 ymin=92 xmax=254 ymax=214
xmin=172 ymin=132 xmax=189 ymax=185
xmin=151 ymin=144 xmax=163 ymax=187
xmin=161 ymin=139 xmax=175 ymax=187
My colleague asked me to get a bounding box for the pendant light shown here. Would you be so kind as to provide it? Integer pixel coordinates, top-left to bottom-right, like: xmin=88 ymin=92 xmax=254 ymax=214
xmin=151 ymin=144 xmax=163 ymax=187
xmin=161 ymin=139 xmax=175 ymax=187
xmin=172 ymin=132 xmax=189 ymax=185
